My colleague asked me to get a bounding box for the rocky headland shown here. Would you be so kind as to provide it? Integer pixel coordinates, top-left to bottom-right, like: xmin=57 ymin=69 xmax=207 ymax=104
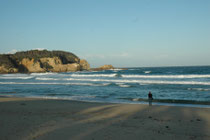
xmin=91 ymin=65 xmax=114 ymax=71
xmin=0 ymin=50 xmax=114 ymax=73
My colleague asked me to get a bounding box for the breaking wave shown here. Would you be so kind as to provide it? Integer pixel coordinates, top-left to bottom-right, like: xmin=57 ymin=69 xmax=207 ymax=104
xmin=30 ymin=72 xmax=55 ymax=76
xmin=71 ymin=74 xmax=116 ymax=77
xmin=144 ymin=71 xmax=151 ymax=74
xmin=1 ymin=66 xmax=210 ymax=106
xmin=118 ymin=84 xmax=131 ymax=88
xmin=121 ymin=74 xmax=210 ymax=79
xmin=65 ymin=78 xmax=210 ymax=85
xmin=31 ymin=73 xmax=210 ymax=79
xmin=187 ymin=88 xmax=210 ymax=91
xmin=0 ymin=82 xmax=112 ymax=87
xmin=35 ymin=77 xmax=59 ymax=80
xmin=0 ymin=76 xmax=33 ymax=79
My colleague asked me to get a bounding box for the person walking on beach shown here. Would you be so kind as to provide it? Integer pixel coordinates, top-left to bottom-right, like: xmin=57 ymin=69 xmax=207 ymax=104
xmin=148 ymin=91 xmax=153 ymax=106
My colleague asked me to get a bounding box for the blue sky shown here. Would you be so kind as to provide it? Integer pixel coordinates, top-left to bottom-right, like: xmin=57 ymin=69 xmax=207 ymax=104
xmin=0 ymin=0 xmax=210 ymax=67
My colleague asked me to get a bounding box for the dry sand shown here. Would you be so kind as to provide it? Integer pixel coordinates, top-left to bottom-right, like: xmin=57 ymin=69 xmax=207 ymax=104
xmin=0 ymin=97 xmax=210 ymax=140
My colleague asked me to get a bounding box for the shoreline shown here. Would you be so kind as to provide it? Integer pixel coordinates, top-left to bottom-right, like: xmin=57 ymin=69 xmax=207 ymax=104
xmin=1 ymin=95 xmax=210 ymax=108
xmin=1 ymin=96 xmax=210 ymax=140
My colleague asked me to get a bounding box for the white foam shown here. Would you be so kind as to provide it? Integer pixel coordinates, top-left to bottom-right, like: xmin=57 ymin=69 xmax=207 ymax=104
xmin=136 ymin=80 xmax=210 ymax=85
xmin=21 ymin=95 xmax=98 ymax=102
xmin=30 ymin=72 xmax=55 ymax=76
xmin=70 ymin=83 xmax=96 ymax=86
xmin=101 ymin=83 xmax=111 ymax=86
xmin=144 ymin=71 xmax=151 ymax=74
xmin=110 ymin=68 xmax=124 ymax=72
xmin=128 ymin=69 xmax=136 ymax=70
xmin=35 ymin=77 xmax=59 ymax=80
xmin=71 ymin=74 xmax=116 ymax=78
xmin=116 ymin=82 xmax=131 ymax=87
xmin=0 ymin=82 xmax=59 ymax=85
xmin=0 ymin=76 xmax=33 ymax=79
xmin=113 ymin=68 xmax=124 ymax=70
xmin=64 ymin=78 xmax=210 ymax=85
xmin=116 ymin=83 xmax=124 ymax=85
xmin=139 ymin=83 xmax=149 ymax=85
xmin=0 ymin=82 xmax=110 ymax=87
xmin=119 ymin=84 xmax=131 ymax=88
xmin=132 ymin=98 xmax=139 ymax=101
xmin=122 ymin=74 xmax=210 ymax=79
xmin=187 ymin=88 xmax=210 ymax=91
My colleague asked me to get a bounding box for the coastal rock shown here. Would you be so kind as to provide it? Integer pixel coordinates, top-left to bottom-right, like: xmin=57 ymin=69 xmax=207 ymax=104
xmin=39 ymin=57 xmax=80 ymax=72
xmin=20 ymin=58 xmax=45 ymax=73
xmin=99 ymin=65 xmax=114 ymax=70
xmin=91 ymin=64 xmax=114 ymax=71
xmin=79 ymin=59 xmax=90 ymax=70
xmin=0 ymin=55 xmax=19 ymax=73
xmin=0 ymin=50 xmax=89 ymax=73
xmin=0 ymin=66 xmax=18 ymax=73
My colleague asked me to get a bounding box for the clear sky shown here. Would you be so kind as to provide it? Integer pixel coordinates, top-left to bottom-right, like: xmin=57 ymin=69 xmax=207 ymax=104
xmin=0 ymin=0 xmax=210 ymax=67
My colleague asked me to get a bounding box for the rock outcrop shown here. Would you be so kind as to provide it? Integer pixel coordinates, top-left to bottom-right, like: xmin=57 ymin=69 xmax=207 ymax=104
xmin=0 ymin=50 xmax=90 ymax=73
xmin=79 ymin=59 xmax=90 ymax=71
xmin=91 ymin=65 xmax=114 ymax=71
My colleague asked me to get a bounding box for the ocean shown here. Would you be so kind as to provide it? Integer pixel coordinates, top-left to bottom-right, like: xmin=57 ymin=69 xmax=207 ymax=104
xmin=1 ymin=66 xmax=210 ymax=107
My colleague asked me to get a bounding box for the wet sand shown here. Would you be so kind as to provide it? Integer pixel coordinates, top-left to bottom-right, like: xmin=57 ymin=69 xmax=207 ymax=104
xmin=0 ymin=97 xmax=210 ymax=140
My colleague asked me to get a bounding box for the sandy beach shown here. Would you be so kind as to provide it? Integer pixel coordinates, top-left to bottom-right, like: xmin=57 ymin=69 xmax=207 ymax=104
xmin=0 ymin=97 xmax=210 ymax=140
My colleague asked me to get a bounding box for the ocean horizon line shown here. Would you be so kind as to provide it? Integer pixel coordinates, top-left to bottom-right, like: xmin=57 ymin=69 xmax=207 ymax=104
xmin=115 ymin=65 xmax=210 ymax=69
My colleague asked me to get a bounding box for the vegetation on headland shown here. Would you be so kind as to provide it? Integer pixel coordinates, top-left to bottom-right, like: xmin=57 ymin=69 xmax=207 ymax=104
xmin=7 ymin=50 xmax=79 ymax=63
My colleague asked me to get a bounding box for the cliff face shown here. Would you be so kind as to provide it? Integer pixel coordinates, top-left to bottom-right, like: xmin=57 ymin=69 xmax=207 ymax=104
xmin=0 ymin=50 xmax=90 ymax=73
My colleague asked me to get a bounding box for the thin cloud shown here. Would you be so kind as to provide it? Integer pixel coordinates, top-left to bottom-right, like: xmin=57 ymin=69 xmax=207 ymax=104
xmin=7 ymin=49 xmax=17 ymax=54
xmin=33 ymin=48 xmax=46 ymax=51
